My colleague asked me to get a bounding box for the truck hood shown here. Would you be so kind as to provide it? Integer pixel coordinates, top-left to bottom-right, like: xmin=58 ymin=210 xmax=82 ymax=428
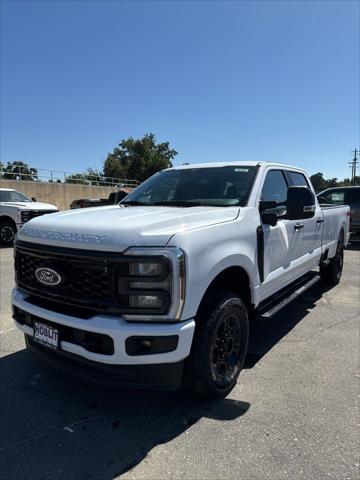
xmin=18 ymin=205 xmax=240 ymax=251
xmin=0 ymin=201 xmax=58 ymax=210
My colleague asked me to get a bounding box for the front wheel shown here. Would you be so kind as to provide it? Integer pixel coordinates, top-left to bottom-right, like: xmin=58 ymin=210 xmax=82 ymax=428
xmin=320 ymin=233 xmax=344 ymax=286
xmin=0 ymin=219 xmax=17 ymax=246
xmin=185 ymin=291 xmax=249 ymax=399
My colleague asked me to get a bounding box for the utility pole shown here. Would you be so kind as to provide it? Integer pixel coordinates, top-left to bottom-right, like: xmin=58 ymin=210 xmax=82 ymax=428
xmin=348 ymin=149 xmax=359 ymax=183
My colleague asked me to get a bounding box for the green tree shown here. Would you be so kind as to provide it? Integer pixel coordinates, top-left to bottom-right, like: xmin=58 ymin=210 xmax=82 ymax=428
xmin=65 ymin=173 xmax=89 ymax=184
xmin=85 ymin=167 xmax=107 ymax=186
xmin=3 ymin=161 xmax=38 ymax=181
xmin=104 ymin=133 xmax=177 ymax=182
xmin=326 ymin=177 xmax=338 ymax=188
xmin=309 ymin=172 xmax=328 ymax=192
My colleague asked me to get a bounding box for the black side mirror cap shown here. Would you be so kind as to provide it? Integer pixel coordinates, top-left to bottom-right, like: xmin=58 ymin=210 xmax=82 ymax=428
xmin=287 ymin=186 xmax=315 ymax=220
xmin=259 ymin=200 xmax=278 ymax=211
xmin=31 ymin=197 xmax=37 ymax=202
xmin=317 ymin=196 xmax=326 ymax=204
xmin=261 ymin=212 xmax=278 ymax=226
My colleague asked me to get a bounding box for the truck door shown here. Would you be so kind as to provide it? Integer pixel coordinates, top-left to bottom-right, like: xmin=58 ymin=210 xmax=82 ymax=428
xmin=258 ymin=168 xmax=304 ymax=299
xmin=285 ymin=170 xmax=323 ymax=273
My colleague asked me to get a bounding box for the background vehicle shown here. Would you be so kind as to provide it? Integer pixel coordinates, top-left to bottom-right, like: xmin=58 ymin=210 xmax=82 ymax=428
xmin=318 ymin=186 xmax=360 ymax=240
xmin=0 ymin=188 xmax=58 ymax=246
xmin=70 ymin=190 xmax=129 ymax=209
xmin=11 ymin=162 xmax=349 ymax=398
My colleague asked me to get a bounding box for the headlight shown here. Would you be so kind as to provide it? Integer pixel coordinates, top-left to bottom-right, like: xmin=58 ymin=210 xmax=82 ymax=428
xmin=21 ymin=211 xmax=31 ymax=222
xmin=129 ymin=262 xmax=163 ymax=277
xmin=118 ymin=247 xmax=185 ymax=322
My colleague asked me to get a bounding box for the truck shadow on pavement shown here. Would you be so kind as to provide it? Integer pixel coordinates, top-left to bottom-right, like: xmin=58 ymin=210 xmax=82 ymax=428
xmin=0 ymin=349 xmax=249 ymax=480
xmin=245 ymin=279 xmax=332 ymax=368
xmin=0 ymin=279 xmax=333 ymax=479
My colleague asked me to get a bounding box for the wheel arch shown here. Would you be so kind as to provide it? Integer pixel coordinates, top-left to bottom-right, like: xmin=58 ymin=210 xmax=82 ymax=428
xmin=196 ymin=265 xmax=252 ymax=318
xmin=0 ymin=215 xmax=17 ymax=227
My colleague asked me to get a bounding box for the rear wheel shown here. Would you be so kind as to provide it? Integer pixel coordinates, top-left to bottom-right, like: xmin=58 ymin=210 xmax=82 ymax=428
xmin=0 ymin=219 xmax=17 ymax=246
xmin=185 ymin=291 xmax=249 ymax=399
xmin=320 ymin=233 xmax=344 ymax=286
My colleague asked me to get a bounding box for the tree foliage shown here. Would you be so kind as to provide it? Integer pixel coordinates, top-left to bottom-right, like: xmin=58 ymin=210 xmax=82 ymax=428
xmin=310 ymin=172 xmax=360 ymax=192
xmin=1 ymin=161 xmax=38 ymax=181
xmin=65 ymin=168 xmax=108 ymax=185
xmin=65 ymin=173 xmax=89 ymax=184
xmin=103 ymin=133 xmax=177 ymax=182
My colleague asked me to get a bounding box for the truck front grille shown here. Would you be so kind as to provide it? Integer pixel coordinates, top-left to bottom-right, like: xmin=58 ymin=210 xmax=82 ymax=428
xmin=15 ymin=241 xmax=128 ymax=313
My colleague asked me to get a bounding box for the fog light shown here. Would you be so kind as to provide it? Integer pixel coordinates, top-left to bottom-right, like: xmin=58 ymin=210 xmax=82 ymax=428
xmin=129 ymin=295 xmax=162 ymax=308
xmin=125 ymin=335 xmax=179 ymax=356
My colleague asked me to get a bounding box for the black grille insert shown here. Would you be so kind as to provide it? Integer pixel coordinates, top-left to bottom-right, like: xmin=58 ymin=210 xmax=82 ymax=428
xmin=15 ymin=241 xmax=128 ymax=313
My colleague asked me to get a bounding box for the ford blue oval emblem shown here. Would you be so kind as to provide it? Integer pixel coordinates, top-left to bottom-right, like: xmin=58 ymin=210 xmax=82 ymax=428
xmin=35 ymin=267 xmax=62 ymax=286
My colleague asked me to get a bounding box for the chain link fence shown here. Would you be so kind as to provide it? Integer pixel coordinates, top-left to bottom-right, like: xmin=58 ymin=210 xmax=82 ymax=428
xmin=0 ymin=164 xmax=141 ymax=188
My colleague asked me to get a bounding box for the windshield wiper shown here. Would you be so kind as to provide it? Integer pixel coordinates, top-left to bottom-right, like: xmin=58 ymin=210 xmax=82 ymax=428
xmin=152 ymin=201 xmax=204 ymax=207
xmin=121 ymin=200 xmax=234 ymax=208
xmin=120 ymin=200 xmax=149 ymax=206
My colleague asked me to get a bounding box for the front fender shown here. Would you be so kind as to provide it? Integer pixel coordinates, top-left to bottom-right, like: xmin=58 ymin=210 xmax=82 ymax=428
xmin=168 ymin=208 xmax=260 ymax=320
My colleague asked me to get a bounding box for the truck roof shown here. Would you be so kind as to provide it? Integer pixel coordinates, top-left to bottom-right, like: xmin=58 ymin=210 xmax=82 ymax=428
xmin=170 ymin=161 xmax=306 ymax=172
xmin=0 ymin=188 xmax=16 ymax=191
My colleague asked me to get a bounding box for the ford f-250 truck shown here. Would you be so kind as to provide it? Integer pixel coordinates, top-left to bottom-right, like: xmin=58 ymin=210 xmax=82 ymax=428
xmin=11 ymin=162 xmax=350 ymax=398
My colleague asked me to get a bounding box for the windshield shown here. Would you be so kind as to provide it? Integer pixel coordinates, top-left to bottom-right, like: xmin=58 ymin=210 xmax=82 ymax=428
xmin=122 ymin=166 xmax=258 ymax=207
xmin=0 ymin=190 xmax=32 ymax=202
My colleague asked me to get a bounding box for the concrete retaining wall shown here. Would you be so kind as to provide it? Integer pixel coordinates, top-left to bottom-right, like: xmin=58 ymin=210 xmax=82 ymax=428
xmin=0 ymin=179 xmax=130 ymax=211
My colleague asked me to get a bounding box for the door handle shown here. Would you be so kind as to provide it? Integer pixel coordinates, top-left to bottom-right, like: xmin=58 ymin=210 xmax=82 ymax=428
xmin=316 ymin=218 xmax=324 ymax=224
xmin=294 ymin=223 xmax=304 ymax=231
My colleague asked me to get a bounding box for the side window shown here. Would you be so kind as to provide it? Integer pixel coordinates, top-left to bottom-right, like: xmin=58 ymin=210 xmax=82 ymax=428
xmin=261 ymin=170 xmax=288 ymax=203
xmin=324 ymin=190 xmax=345 ymax=205
xmin=350 ymin=189 xmax=360 ymax=205
xmin=287 ymin=171 xmax=309 ymax=187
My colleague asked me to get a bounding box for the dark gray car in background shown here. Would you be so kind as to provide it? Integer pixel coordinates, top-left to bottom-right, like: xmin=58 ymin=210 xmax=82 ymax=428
xmin=318 ymin=186 xmax=360 ymax=239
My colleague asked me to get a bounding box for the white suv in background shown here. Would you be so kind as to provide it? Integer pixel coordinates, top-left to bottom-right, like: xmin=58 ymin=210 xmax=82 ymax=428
xmin=0 ymin=188 xmax=58 ymax=246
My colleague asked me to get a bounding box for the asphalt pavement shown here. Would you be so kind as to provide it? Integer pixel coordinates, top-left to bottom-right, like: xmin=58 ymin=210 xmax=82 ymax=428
xmin=0 ymin=244 xmax=359 ymax=480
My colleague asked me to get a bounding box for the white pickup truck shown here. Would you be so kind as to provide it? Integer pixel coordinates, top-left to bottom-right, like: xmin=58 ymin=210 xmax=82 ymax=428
xmin=0 ymin=188 xmax=58 ymax=246
xmin=11 ymin=162 xmax=350 ymax=398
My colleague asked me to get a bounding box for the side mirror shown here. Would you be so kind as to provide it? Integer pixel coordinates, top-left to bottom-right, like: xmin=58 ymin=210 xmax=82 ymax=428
xmin=261 ymin=211 xmax=278 ymax=226
xmin=259 ymin=200 xmax=286 ymax=226
xmin=317 ymin=196 xmax=326 ymax=204
xmin=31 ymin=197 xmax=37 ymax=202
xmin=259 ymin=200 xmax=278 ymax=211
xmin=287 ymin=186 xmax=315 ymax=220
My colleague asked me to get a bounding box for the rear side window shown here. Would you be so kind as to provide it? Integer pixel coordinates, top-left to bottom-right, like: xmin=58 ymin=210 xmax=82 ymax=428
xmin=287 ymin=171 xmax=309 ymax=187
xmin=350 ymin=189 xmax=360 ymax=204
xmin=324 ymin=190 xmax=345 ymax=205
xmin=261 ymin=170 xmax=288 ymax=203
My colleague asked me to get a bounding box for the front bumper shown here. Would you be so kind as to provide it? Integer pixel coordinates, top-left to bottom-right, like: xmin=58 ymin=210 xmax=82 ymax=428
xmin=12 ymin=288 xmax=195 ymax=367
xmin=25 ymin=335 xmax=185 ymax=390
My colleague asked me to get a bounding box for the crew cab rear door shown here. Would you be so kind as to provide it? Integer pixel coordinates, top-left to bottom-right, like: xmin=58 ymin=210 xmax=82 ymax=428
xmin=284 ymin=170 xmax=323 ymax=272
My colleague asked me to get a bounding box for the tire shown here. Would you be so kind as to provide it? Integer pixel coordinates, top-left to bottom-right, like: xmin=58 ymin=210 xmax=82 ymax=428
xmin=185 ymin=291 xmax=249 ymax=399
xmin=320 ymin=233 xmax=344 ymax=286
xmin=0 ymin=219 xmax=17 ymax=246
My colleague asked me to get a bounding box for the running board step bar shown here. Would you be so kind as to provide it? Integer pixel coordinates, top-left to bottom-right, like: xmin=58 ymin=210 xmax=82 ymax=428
xmin=257 ymin=274 xmax=321 ymax=319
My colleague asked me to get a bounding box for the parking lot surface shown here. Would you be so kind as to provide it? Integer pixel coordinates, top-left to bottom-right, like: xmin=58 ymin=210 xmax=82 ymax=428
xmin=0 ymin=245 xmax=359 ymax=480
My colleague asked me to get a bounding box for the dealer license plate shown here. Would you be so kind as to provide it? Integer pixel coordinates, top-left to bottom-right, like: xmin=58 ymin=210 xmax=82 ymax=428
xmin=33 ymin=321 xmax=59 ymax=349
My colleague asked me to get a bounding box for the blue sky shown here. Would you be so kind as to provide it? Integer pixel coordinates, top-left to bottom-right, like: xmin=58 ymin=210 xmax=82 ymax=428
xmin=1 ymin=0 xmax=359 ymax=180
